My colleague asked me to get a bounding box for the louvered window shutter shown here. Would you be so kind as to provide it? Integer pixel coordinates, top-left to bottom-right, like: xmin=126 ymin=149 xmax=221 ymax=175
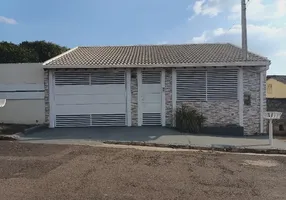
xmin=177 ymin=69 xmax=207 ymax=102
xmin=55 ymin=72 xmax=90 ymax=85
xmin=207 ymin=69 xmax=238 ymax=100
xmin=91 ymin=71 xmax=125 ymax=85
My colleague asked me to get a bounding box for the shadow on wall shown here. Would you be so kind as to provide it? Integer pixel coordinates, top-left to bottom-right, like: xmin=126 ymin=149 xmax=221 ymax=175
xmin=273 ymin=120 xmax=286 ymax=136
xmin=267 ymin=98 xmax=286 ymax=136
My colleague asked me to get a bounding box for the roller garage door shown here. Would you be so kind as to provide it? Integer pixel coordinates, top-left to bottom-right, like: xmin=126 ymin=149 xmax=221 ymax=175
xmin=53 ymin=70 xmax=127 ymax=127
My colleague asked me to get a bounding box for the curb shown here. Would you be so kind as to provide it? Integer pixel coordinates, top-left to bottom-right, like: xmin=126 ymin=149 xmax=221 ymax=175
xmin=103 ymin=141 xmax=286 ymax=155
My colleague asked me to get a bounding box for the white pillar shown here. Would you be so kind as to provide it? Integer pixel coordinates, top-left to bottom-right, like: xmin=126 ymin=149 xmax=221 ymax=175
xmin=126 ymin=69 xmax=132 ymax=126
xmin=48 ymin=71 xmax=55 ymax=128
xmin=269 ymin=120 xmax=273 ymax=146
xmin=172 ymin=68 xmax=177 ymax=127
xmin=260 ymin=71 xmax=264 ymax=133
xmin=161 ymin=69 xmax=166 ymax=126
xmin=238 ymin=67 xmax=244 ymax=126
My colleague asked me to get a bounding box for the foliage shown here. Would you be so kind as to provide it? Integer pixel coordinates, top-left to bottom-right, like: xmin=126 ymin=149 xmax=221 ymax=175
xmin=175 ymin=104 xmax=206 ymax=133
xmin=0 ymin=41 xmax=69 ymax=63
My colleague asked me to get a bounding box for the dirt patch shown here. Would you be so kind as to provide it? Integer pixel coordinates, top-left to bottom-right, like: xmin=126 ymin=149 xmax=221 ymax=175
xmin=243 ymin=160 xmax=279 ymax=167
xmin=0 ymin=160 xmax=63 ymax=179
xmin=0 ymin=142 xmax=286 ymax=200
xmin=0 ymin=142 xmax=69 ymax=157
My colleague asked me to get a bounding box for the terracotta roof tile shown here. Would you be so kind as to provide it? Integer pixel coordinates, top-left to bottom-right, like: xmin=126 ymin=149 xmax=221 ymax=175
xmin=44 ymin=43 xmax=270 ymax=67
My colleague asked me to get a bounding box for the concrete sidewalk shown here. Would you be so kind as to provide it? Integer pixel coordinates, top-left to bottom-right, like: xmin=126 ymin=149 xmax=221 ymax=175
xmin=19 ymin=127 xmax=286 ymax=150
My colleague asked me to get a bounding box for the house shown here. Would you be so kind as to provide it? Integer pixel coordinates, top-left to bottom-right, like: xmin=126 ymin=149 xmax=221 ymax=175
xmin=0 ymin=63 xmax=45 ymax=124
xmin=267 ymin=76 xmax=286 ymax=98
xmin=43 ymin=43 xmax=270 ymax=135
xmin=267 ymin=75 xmax=286 ymax=135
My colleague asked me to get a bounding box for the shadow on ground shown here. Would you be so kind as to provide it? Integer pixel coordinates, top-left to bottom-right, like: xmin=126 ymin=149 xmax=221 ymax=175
xmin=18 ymin=126 xmax=286 ymax=150
xmin=21 ymin=127 xmax=182 ymax=142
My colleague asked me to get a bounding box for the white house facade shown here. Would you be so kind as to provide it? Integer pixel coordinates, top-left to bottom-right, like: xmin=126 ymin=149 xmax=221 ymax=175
xmin=43 ymin=44 xmax=270 ymax=135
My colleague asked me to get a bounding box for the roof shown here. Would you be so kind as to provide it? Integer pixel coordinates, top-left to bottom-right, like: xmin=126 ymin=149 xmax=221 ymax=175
xmin=43 ymin=43 xmax=270 ymax=68
xmin=267 ymin=75 xmax=286 ymax=84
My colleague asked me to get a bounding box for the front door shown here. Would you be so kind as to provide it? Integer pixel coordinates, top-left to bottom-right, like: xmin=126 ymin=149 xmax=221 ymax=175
xmin=141 ymin=70 xmax=162 ymax=125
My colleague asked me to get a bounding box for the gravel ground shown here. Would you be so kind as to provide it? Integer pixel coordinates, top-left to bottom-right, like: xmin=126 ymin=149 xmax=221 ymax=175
xmin=0 ymin=141 xmax=286 ymax=200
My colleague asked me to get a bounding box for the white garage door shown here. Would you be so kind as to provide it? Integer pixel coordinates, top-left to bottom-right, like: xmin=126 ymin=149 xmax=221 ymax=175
xmin=53 ymin=71 xmax=126 ymax=127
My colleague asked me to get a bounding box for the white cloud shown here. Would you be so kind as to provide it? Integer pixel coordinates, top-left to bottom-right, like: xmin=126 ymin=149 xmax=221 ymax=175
xmin=188 ymin=0 xmax=227 ymax=18
xmin=212 ymin=24 xmax=286 ymax=39
xmin=277 ymin=0 xmax=286 ymax=17
xmin=229 ymin=0 xmax=286 ymax=21
xmin=275 ymin=51 xmax=286 ymax=57
xmin=188 ymin=0 xmax=286 ymax=22
xmin=191 ymin=31 xmax=209 ymax=43
xmin=213 ymin=28 xmax=225 ymax=36
xmin=193 ymin=0 xmax=205 ymax=14
xmin=0 ymin=16 xmax=17 ymax=25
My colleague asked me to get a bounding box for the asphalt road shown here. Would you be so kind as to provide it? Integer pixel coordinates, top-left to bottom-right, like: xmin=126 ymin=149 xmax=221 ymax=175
xmin=0 ymin=141 xmax=285 ymax=200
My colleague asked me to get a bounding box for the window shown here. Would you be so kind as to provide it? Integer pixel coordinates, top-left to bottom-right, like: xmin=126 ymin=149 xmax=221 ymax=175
xmin=267 ymin=84 xmax=272 ymax=94
xmin=176 ymin=69 xmax=238 ymax=102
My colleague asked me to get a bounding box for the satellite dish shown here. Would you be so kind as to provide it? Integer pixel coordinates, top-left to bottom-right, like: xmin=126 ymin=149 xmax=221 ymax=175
xmin=0 ymin=99 xmax=6 ymax=108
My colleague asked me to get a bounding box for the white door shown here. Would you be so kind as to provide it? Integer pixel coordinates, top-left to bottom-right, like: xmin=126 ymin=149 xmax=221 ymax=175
xmin=141 ymin=70 xmax=162 ymax=125
xmin=53 ymin=71 xmax=127 ymax=127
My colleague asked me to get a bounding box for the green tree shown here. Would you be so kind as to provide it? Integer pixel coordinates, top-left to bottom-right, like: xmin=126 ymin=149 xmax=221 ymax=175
xmin=0 ymin=40 xmax=68 ymax=63
xmin=0 ymin=42 xmax=39 ymax=63
xmin=20 ymin=41 xmax=68 ymax=62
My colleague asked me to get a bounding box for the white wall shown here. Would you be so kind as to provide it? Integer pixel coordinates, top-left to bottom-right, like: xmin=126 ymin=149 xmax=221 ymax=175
xmin=0 ymin=63 xmax=45 ymax=124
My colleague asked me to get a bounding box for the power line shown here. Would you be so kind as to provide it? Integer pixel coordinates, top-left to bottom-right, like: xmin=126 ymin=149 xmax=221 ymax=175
xmin=246 ymin=0 xmax=252 ymax=8
xmin=220 ymin=0 xmax=251 ymax=36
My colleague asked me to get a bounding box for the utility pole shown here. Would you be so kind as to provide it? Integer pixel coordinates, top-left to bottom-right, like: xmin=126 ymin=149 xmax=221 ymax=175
xmin=241 ymin=0 xmax=248 ymax=60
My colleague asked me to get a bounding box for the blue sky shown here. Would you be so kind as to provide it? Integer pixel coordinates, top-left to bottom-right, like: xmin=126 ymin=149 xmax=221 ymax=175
xmin=1 ymin=0 xmax=285 ymax=74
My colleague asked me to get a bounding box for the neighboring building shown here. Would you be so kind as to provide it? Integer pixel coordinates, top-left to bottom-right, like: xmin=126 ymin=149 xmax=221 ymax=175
xmin=267 ymin=75 xmax=286 ymax=135
xmin=267 ymin=98 xmax=286 ymax=135
xmin=43 ymin=43 xmax=270 ymax=135
xmin=0 ymin=63 xmax=45 ymax=124
xmin=266 ymin=76 xmax=286 ymax=98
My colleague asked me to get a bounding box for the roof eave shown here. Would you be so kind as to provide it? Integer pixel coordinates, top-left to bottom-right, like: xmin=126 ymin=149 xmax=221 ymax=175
xmin=43 ymin=60 xmax=271 ymax=69
xmin=43 ymin=47 xmax=79 ymax=65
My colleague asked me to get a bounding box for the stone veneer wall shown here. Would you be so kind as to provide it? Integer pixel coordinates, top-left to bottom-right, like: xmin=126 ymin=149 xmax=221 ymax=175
xmin=263 ymin=71 xmax=267 ymax=133
xmin=131 ymin=69 xmax=138 ymax=126
xmin=243 ymin=67 xmax=264 ymax=134
xmin=165 ymin=69 xmax=173 ymax=126
xmin=44 ymin=69 xmax=50 ymax=124
xmin=176 ymin=101 xmax=240 ymax=126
